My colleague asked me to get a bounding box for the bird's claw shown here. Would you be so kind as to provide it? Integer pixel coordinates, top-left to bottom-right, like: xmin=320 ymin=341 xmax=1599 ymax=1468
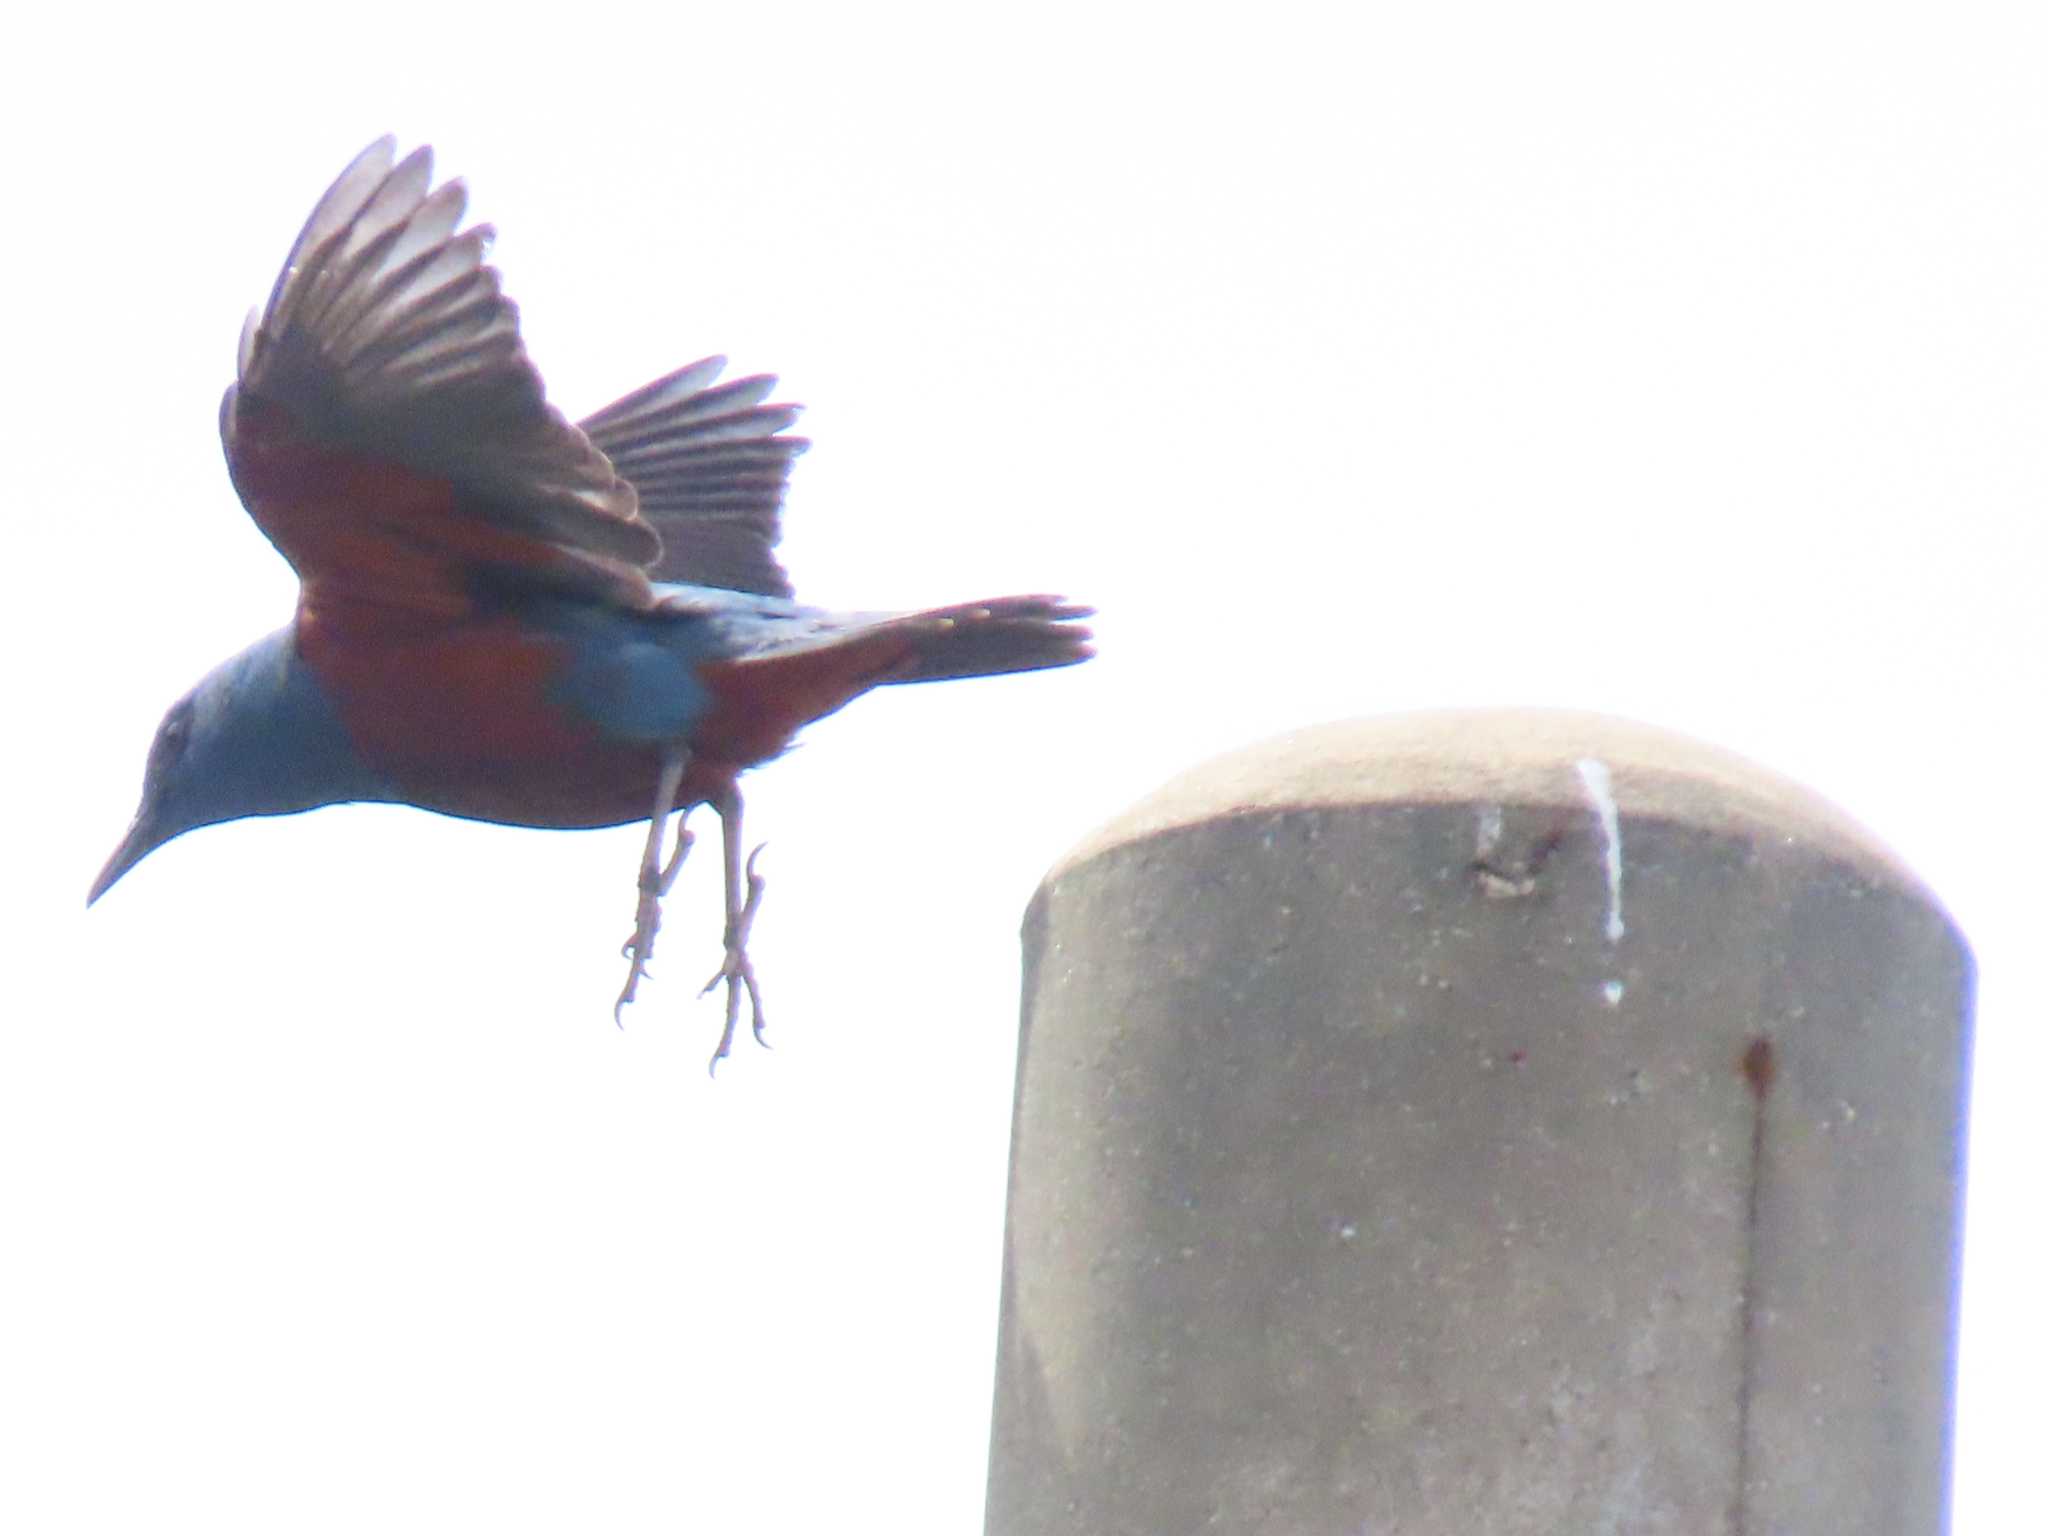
xmin=701 ymin=844 xmax=769 ymax=1072
xmin=614 ymin=892 xmax=661 ymax=1026
xmin=610 ymin=872 xmax=667 ymax=1028
xmin=614 ymin=769 xmax=692 ymax=1027
xmin=700 ymin=947 xmax=767 ymax=1072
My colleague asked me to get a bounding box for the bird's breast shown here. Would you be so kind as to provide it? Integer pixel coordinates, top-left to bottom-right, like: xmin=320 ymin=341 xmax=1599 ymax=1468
xmin=294 ymin=599 xmax=701 ymax=828
xmin=291 ymin=596 xmax=909 ymax=830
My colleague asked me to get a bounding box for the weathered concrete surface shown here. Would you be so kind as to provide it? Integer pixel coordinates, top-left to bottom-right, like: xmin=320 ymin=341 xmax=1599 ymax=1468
xmin=986 ymin=711 xmax=1971 ymax=1535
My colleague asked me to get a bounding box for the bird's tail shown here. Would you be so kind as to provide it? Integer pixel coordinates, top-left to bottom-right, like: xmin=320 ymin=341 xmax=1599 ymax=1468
xmin=688 ymin=595 xmax=1093 ymax=767
xmin=872 ymin=595 xmax=1095 ymax=684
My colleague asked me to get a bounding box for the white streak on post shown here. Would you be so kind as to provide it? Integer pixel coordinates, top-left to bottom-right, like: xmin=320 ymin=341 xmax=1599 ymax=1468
xmin=1577 ymin=758 xmax=1627 ymax=1005
xmin=1575 ymin=757 xmax=1625 ymax=942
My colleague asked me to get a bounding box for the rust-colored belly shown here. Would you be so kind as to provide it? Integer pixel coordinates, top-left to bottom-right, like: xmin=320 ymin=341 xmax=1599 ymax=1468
xmin=296 ymin=601 xmax=699 ymax=829
xmin=293 ymin=585 xmax=916 ymax=830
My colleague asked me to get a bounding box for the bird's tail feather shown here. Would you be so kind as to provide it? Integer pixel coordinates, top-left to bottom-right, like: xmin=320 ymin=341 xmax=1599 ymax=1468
xmin=873 ymin=595 xmax=1094 ymax=684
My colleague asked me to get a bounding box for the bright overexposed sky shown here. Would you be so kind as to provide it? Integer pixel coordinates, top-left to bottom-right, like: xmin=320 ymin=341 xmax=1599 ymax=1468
xmin=5 ymin=4 xmax=2040 ymax=1530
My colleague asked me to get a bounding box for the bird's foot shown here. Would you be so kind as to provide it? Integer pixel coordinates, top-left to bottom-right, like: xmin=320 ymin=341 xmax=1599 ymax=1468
xmin=701 ymin=844 xmax=769 ymax=1071
xmin=615 ymin=757 xmax=693 ymax=1026
xmin=614 ymin=885 xmax=664 ymax=1024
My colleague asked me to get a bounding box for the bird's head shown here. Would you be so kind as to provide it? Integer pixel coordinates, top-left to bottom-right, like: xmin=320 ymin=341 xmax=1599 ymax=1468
xmin=88 ymin=631 xmax=384 ymax=904
xmin=90 ymin=696 xmax=191 ymax=905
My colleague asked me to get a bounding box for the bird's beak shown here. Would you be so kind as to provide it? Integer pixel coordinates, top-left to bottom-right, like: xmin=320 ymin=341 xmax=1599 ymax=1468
xmin=87 ymin=813 xmax=162 ymax=906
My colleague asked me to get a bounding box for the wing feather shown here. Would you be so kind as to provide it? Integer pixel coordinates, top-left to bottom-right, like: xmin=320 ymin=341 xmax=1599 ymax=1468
xmin=224 ymin=139 xmax=658 ymax=608
xmin=581 ymin=359 xmax=809 ymax=597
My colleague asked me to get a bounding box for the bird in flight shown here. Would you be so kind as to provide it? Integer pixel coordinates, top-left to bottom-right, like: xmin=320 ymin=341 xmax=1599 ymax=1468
xmin=90 ymin=137 xmax=1093 ymax=1066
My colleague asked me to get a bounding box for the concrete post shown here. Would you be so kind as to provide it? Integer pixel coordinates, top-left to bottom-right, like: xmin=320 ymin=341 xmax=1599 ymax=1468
xmin=985 ymin=711 xmax=1971 ymax=1535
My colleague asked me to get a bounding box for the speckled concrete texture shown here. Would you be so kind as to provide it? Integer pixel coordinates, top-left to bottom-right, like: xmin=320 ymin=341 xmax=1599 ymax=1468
xmin=987 ymin=712 xmax=1971 ymax=1535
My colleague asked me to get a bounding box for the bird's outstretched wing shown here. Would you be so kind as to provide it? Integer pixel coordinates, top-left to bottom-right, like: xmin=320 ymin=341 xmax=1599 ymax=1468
xmin=580 ymin=358 xmax=810 ymax=598
xmin=222 ymin=137 xmax=661 ymax=612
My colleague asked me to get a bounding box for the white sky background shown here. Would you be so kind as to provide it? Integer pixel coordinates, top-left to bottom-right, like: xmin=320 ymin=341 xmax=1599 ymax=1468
xmin=3 ymin=3 xmax=2040 ymax=1530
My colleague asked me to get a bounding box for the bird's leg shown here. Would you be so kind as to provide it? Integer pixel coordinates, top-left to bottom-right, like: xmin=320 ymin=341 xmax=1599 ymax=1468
xmin=700 ymin=786 xmax=768 ymax=1070
xmin=614 ymin=748 xmax=692 ymax=1024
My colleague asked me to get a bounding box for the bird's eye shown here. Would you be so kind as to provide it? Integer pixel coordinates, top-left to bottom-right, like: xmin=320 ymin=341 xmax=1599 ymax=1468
xmin=149 ymin=704 xmax=194 ymax=776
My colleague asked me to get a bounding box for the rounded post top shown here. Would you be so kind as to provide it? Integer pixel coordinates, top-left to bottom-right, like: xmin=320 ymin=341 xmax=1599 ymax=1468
xmin=1053 ymin=709 xmax=1934 ymax=901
